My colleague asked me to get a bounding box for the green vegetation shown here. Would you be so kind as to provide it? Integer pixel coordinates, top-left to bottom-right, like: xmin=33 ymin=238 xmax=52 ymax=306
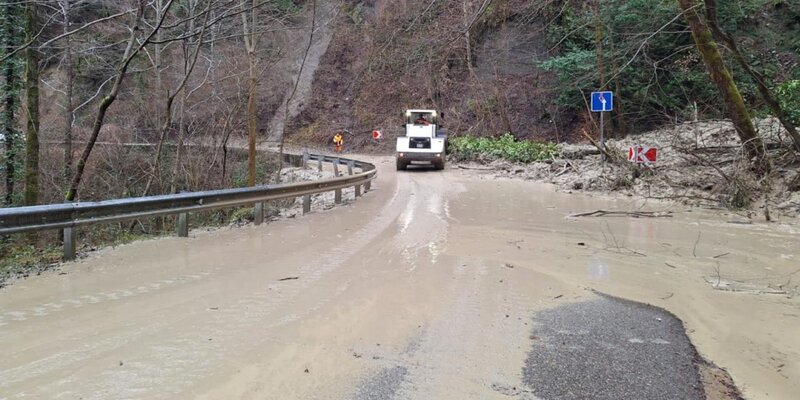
xmin=775 ymin=80 xmax=800 ymax=126
xmin=539 ymin=0 xmax=798 ymax=132
xmin=0 ymin=243 xmax=62 ymax=286
xmin=448 ymin=134 xmax=559 ymax=163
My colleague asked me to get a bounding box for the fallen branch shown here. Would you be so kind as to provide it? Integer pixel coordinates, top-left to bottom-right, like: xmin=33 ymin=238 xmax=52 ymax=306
xmin=457 ymin=164 xmax=494 ymax=171
xmin=569 ymin=210 xmax=673 ymax=218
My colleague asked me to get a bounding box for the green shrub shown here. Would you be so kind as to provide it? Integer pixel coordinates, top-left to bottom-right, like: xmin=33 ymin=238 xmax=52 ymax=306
xmin=775 ymin=80 xmax=800 ymax=126
xmin=448 ymin=134 xmax=559 ymax=163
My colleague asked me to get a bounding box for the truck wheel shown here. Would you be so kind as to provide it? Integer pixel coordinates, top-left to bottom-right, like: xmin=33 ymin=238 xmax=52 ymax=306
xmin=434 ymin=161 xmax=445 ymax=170
xmin=396 ymin=160 xmax=407 ymax=171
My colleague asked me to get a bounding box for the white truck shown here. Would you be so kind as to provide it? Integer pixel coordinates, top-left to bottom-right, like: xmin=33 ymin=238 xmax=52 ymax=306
xmin=396 ymin=109 xmax=447 ymax=171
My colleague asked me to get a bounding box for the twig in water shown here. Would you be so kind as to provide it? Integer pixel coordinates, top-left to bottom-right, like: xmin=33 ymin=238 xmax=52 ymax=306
xmin=605 ymin=222 xmax=620 ymax=251
xmin=712 ymin=252 xmax=730 ymax=259
xmin=693 ymin=231 xmax=702 ymax=258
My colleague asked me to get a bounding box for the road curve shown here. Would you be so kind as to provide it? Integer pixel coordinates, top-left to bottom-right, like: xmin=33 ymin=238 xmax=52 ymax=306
xmin=1 ymin=157 xmax=798 ymax=399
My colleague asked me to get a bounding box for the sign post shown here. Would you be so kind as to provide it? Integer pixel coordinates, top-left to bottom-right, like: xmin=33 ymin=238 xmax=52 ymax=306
xmin=591 ymin=91 xmax=613 ymax=162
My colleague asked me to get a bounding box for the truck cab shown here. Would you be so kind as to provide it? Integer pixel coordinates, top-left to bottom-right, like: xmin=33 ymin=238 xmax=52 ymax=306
xmin=396 ymin=109 xmax=447 ymax=170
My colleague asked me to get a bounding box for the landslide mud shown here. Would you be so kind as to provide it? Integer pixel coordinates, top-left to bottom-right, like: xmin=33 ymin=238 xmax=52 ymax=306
xmin=0 ymin=156 xmax=797 ymax=399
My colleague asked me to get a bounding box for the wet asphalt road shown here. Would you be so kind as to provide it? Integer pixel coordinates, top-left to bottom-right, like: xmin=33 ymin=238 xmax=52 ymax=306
xmin=350 ymin=293 xmax=706 ymax=400
xmin=521 ymin=293 xmax=705 ymax=400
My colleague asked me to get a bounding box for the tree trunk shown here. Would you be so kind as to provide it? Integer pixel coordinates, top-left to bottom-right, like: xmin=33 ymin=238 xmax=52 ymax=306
xmin=62 ymin=0 xmax=74 ymax=187
xmin=23 ymin=2 xmax=39 ymax=206
xmin=677 ymin=0 xmax=770 ymax=177
xmin=2 ymin=2 xmax=19 ymax=205
xmin=241 ymin=0 xmax=258 ymax=186
xmin=170 ymin=86 xmax=188 ymax=194
xmin=246 ymin=51 xmax=257 ymax=186
xmin=704 ymin=0 xmax=800 ymax=152
xmin=154 ymin=0 xmax=164 ymax=135
xmin=594 ymin=0 xmax=612 ymax=138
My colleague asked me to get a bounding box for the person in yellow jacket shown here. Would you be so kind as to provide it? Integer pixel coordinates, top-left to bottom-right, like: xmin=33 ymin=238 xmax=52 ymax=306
xmin=333 ymin=132 xmax=344 ymax=152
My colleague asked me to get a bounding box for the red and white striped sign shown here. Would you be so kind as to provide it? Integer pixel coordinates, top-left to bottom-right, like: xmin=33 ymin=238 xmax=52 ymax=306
xmin=628 ymin=146 xmax=658 ymax=164
xmin=372 ymin=130 xmax=382 ymax=140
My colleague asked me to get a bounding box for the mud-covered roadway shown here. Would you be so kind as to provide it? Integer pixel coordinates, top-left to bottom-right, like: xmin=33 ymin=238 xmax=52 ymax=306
xmin=1 ymin=156 xmax=798 ymax=400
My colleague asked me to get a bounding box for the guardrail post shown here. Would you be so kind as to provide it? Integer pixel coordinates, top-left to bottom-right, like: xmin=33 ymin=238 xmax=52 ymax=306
xmin=318 ymin=157 xmax=323 ymax=172
xmin=365 ymin=180 xmax=371 ymax=192
xmin=347 ymin=160 xmax=354 ymax=175
xmin=63 ymin=227 xmax=77 ymax=261
xmin=302 ymin=151 xmax=310 ymax=169
xmin=334 ymin=188 xmax=342 ymax=204
xmin=254 ymin=202 xmax=264 ymax=225
xmin=303 ymin=194 xmax=311 ymax=214
xmin=333 ymin=159 xmax=340 ymax=176
xmin=355 ymin=184 xmax=362 ymax=197
xmin=177 ymin=213 xmax=189 ymax=237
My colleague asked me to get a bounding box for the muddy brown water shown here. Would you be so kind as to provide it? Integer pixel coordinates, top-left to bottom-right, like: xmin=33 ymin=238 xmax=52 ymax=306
xmin=0 ymin=156 xmax=798 ymax=399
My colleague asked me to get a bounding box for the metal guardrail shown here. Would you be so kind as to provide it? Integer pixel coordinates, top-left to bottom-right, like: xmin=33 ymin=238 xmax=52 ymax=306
xmin=0 ymin=152 xmax=376 ymax=261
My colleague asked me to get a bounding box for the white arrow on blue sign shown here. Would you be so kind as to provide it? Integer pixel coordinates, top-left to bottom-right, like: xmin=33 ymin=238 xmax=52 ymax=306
xmin=591 ymin=91 xmax=614 ymax=112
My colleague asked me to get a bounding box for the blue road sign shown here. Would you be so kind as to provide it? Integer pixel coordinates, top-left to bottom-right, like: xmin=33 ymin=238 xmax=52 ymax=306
xmin=591 ymin=91 xmax=613 ymax=112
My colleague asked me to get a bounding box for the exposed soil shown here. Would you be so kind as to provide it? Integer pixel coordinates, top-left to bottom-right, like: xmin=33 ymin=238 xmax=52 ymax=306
xmin=700 ymin=360 xmax=746 ymax=400
xmin=288 ymin=0 xmax=568 ymax=147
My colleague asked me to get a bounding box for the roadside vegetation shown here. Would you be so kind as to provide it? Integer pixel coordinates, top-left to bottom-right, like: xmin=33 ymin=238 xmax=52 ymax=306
xmin=448 ymin=134 xmax=558 ymax=163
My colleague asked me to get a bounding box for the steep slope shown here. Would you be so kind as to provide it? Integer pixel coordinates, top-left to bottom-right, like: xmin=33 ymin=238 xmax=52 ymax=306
xmin=265 ymin=0 xmax=338 ymax=143
xmin=288 ymin=0 xmax=565 ymax=149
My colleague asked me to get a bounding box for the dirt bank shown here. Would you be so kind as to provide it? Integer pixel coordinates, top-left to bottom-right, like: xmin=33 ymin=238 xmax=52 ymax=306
xmin=455 ymin=119 xmax=800 ymax=218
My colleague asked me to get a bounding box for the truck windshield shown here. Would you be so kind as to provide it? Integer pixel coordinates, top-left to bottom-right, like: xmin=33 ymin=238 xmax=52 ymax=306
xmin=411 ymin=113 xmax=434 ymax=126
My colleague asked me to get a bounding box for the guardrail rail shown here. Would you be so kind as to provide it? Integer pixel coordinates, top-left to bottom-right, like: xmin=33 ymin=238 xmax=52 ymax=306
xmin=0 ymin=152 xmax=377 ymax=261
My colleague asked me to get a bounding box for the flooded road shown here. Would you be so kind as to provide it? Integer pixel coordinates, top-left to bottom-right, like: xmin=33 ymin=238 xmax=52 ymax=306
xmin=0 ymin=157 xmax=798 ymax=399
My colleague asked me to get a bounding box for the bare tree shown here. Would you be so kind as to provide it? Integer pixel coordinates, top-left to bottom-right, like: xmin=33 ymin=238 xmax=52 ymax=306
xmin=142 ymin=0 xmax=210 ymax=197
xmin=66 ymin=0 xmax=175 ymax=201
xmin=169 ymin=0 xmax=210 ymax=194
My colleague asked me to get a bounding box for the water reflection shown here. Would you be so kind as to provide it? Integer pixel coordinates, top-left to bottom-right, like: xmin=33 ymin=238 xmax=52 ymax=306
xmin=587 ymin=259 xmax=609 ymax=281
